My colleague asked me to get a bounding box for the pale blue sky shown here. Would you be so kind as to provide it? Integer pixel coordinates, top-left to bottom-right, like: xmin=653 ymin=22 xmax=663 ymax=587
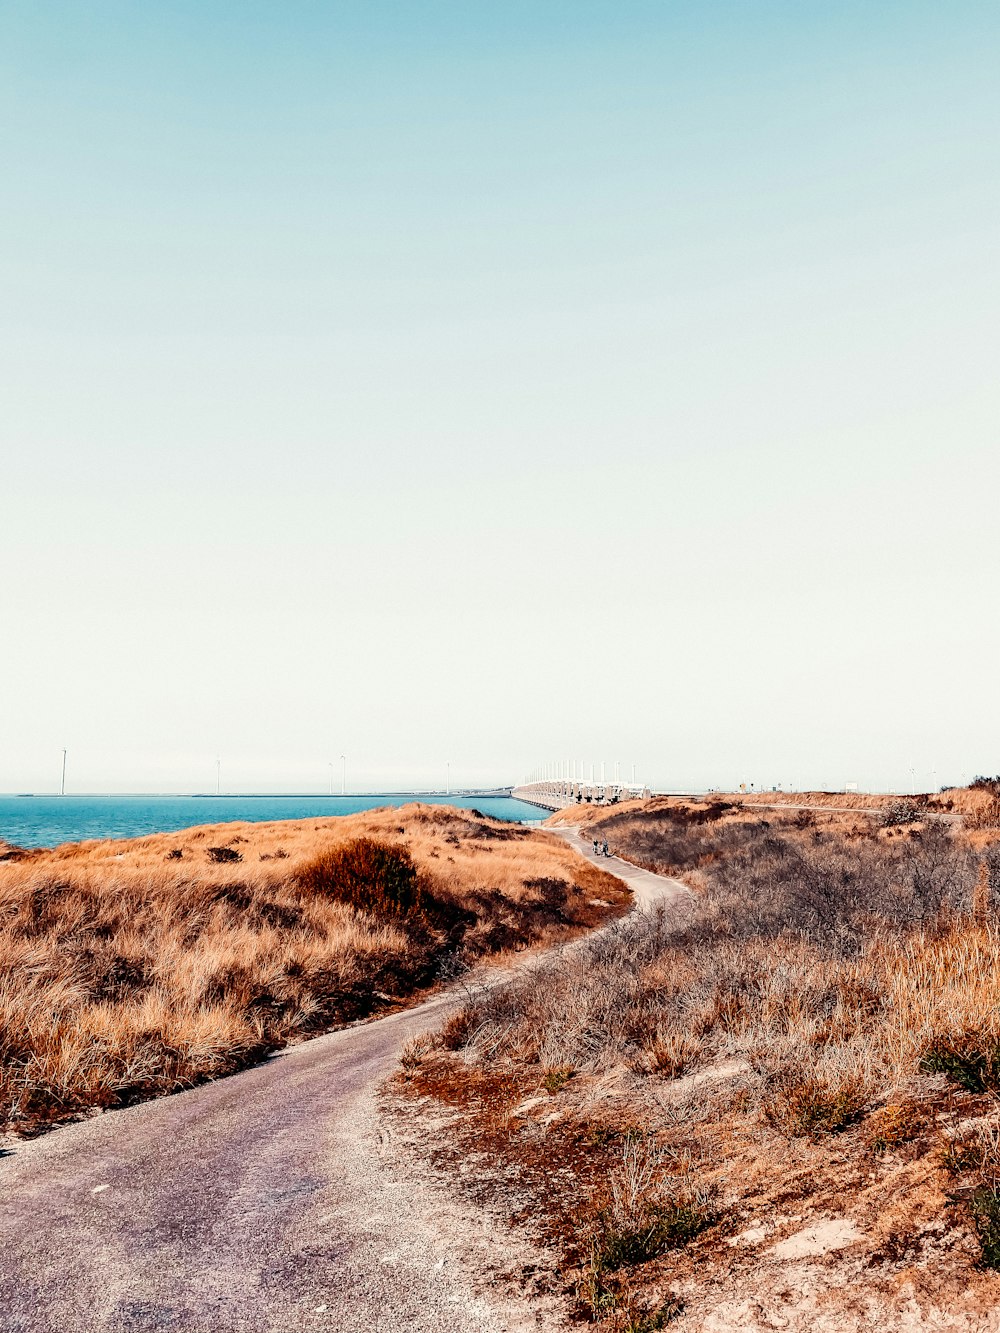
xmin=2 ymin=2 xmax=998 ymax=793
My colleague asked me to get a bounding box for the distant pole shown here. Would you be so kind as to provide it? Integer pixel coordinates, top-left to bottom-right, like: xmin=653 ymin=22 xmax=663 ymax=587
xmin=341 ymin=754 xmax=347 ymax=796
xmin=446 ymin=762 xmax=450 ymax=795
xmin=216 ymin=758 xmax=221 ymax=796
xmin=631 ymin=763 xmax=636 ymax=785
xmin=60 ymin=749 xmax=67 ymax=796
xmin=328 ymin=762 xmax=334 ymax=796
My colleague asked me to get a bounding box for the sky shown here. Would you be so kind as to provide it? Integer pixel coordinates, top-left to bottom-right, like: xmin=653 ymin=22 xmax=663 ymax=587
xmin=2 ymin=1 xmax=998 ymax=795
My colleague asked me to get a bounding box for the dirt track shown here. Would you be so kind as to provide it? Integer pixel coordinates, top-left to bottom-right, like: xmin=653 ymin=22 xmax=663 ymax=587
xmin=0 ymin=834 xmax=685 ymax=1333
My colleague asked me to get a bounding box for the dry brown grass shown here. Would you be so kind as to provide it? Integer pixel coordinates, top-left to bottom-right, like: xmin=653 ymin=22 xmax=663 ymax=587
xmin=730 ymin=784 xmax=1000 ymax=832
xmin=938 ymin=781 xmax=1000 ymax=831
xmin=723 ymin=789 xmax=919 ymax=810
xmin=0 ymin=803 xmax=627 ymax=1136
xmin=394 ymin=791 xmax=1000 ymax=1328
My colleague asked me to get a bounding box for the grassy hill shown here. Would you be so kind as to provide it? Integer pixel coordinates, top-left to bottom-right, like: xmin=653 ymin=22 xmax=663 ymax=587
xmin=0 ymin=803 xmax=627 ymax=1136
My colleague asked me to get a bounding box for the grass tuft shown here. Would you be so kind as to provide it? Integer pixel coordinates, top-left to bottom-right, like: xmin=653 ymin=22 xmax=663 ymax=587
xmin=763 ymin=1068 xmax=870 ymax=1138
xmin=543 ymin=1065 xmax=576 ymax=1094
xmin=297 ymin=837 xmax=422 ymax=917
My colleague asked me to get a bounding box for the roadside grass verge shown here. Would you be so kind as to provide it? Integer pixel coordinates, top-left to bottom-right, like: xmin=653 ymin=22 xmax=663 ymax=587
xmin=0 ymin=804 xmax=627 ymax=1135
xmin=393 ymin=793 xmax=1000 ymax=1326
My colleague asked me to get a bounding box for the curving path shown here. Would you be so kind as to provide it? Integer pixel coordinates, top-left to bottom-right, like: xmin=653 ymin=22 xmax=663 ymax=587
xmin=0 ymin=839 xmax=687 ymax=1333
xmin=551 ymin=826 xmax=689 ymax=911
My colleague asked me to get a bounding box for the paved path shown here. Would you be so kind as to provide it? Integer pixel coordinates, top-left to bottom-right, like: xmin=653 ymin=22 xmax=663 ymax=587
xmin=550 ymin=826 xmax=689 ymax=910
xmin=0 ymin=842 xmax=686 ymax=1333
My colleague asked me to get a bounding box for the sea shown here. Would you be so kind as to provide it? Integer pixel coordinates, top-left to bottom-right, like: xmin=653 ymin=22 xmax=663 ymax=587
xmin=0 ymin=794 xmax=547 ymax=850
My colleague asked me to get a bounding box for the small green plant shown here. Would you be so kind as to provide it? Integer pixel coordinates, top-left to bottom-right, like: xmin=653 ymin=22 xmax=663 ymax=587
xmin=591 ymin=1193 xmax=719 ymax=1274
xmin=970 ymin=1185 xmax=1000 ymax=1269
xmin=577 ymin=1257 xmax=618 ymax=1321
xmin=543 ymin=1065 xmax=576 ymax=1094
xmin=622 ymin=1301 xmax=685 ymax=1332
xmin=940 ymin=1121 xmax=1000 ymax=1268
xmin=592 ymin=1216 xmax=666 ymax=1273
xmin=577 ymin=1264 xmax=683 ymax=1329
xmin=764 ymin=1071 xmax=868 ymax=1137
xmin=586 ymin=1123 xmax=622 ymax=1149
xmin=941 ymin=1138 xmax=983 ymax=1174
xmin=920 ymin=1034 xmax=1000 ymax=1094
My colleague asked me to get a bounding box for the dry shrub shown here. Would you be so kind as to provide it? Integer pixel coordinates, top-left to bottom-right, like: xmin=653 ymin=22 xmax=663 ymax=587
xmin=865 ymin=1100 xmax=930 ymax=1154
xmin=878 ymin=801 xmax=923 ymax=828
xmin=206 ymin=846 xmax=242 ymax=864
xmin=439 ymin=1008 xmax=476 ymax=1051
xmin=399 ymin=1034 xmax=435 ymax=1073
xmin=297 ymin=837 xmax=422 ymax=917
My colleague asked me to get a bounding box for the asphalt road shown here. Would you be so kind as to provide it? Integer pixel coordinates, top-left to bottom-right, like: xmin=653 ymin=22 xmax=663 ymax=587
xmin=0 ymin=836 xmax=686 ymax=1333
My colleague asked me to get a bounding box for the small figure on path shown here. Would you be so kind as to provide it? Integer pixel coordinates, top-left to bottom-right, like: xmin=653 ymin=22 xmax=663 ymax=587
xmin=592 ymin=837 xmax=599 ymax=855
xmin=602 ymin=840 xmax=609 ymax=857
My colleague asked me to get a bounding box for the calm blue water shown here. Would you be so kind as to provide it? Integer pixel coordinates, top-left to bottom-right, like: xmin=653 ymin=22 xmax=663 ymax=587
xmin=0 ymin=794 xmax=546 ymax=849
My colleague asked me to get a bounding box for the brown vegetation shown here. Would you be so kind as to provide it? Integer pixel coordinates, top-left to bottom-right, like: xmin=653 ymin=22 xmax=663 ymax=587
xmin=395 ymin=792 xmax=1000 ymax=1330
xmin=0 ymin=804 xmax=627 ymax=1136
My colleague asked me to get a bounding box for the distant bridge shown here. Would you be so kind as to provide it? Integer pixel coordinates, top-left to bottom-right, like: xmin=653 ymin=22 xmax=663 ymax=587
xmin=512 ymin=777 xmax=651 ymax=812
